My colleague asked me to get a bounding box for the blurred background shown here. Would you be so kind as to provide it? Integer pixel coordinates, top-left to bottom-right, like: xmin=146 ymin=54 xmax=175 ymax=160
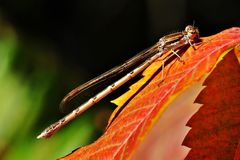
xmin=0 ymin=0 xmax=239 ymax=159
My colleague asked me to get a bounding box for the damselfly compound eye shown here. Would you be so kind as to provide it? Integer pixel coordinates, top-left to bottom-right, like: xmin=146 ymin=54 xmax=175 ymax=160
xmin=185 ymin=25 xmax=199 ymax=39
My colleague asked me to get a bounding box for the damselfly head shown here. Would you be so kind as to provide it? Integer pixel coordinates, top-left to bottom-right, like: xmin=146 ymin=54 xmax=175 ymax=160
xmin=185 ymin=25 xmax=199 ymax=40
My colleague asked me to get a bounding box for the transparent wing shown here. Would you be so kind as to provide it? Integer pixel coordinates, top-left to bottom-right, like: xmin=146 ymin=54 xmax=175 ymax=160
xmin=59 ymin=42 xmax=160 ymax=111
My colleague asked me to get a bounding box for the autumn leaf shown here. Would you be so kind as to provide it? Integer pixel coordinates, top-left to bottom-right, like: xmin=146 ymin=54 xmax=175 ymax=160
xmin=182 ymin=49 xmax=240 ymax=159
xmin=235 ymin=141 xmax=240 ymax=160
xmin=60 ymin=27 xmax=240 ymax=160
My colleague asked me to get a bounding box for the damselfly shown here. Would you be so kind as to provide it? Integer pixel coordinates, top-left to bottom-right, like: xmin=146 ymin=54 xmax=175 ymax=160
xmin=37 ymin=25 xmax=200 ymax=139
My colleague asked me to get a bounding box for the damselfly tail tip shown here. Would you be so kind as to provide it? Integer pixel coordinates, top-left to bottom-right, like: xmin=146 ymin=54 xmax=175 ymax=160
xmin=37 ymin=132 xmax=45 ymax=139
xmin=37 ymin=128 xmax=53 ymax=139
xmin=37 ymin=120 xmax=63 ymax=139
xmin=37 ymin=129 xmax=53 ymax=139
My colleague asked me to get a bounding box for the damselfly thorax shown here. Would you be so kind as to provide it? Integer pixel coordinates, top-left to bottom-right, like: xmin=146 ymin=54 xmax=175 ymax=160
xmin=37 ymin=25 xmax=200 ymax=139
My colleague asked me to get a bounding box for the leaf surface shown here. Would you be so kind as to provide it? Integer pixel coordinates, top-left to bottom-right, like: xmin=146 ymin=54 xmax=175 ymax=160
xmin=60 ymin=27 xmax=240 ymax=160
xmin=182 ymin=49 xmax=240 ymax=159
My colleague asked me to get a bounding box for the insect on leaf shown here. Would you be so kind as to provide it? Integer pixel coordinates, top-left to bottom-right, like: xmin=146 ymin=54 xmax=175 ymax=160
xmin=60 ymin=27 xmax=240 ymax=160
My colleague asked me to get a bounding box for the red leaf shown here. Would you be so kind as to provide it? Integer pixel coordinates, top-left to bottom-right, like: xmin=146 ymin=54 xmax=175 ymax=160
xmin=235 ymin=141 xmax=240 ymax=160
xmin=60 ymin=27 xmax=240 ymax=160
xmin=182 ymin=49 xmax=240 ymax=159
